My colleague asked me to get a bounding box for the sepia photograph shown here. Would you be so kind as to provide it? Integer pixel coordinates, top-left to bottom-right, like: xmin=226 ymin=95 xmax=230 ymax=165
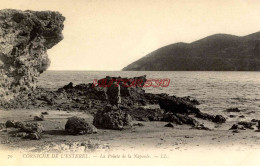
xmin=0 ymin=0 xmax=260 ymax=165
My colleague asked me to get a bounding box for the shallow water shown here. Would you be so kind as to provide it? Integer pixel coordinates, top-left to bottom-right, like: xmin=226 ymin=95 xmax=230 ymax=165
xmin=38 ymin=71 xmax=260 ymax=116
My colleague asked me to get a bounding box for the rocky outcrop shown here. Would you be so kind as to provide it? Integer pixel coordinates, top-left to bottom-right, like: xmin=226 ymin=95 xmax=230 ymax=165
xmin=93 ymin=105 xmax=133 ymax=130
xmin=0 ymin=9 xmax=65 ymax=105
xmin=65 ymin=116 xmax=97 ymax=135
xmin=158 ymin=96 xmax=200 ymax=114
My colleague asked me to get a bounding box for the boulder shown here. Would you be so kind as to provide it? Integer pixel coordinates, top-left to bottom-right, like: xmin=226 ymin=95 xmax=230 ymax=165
xmin=213 ymin=115 xmax=226 ymax=123
xmin=5 ymin=120 xmax=16 ymax=128
xmin=93 ymin=105 xmax=132 ymax=130
xmin=65 ymin=116 xmax=97 ymax=135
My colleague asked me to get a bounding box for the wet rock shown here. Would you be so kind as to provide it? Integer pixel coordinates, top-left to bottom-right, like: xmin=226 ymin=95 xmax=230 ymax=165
xmin=161 ymin=113 xmax=199 ymax=126
xmin=194 ymin=113 xmax=225 ymax=124
xmin=195 ymin=112 xmax=215 ymax=120
xmin=93 ymin=105 xmax=132 ymax=130
xmin=0 ymin=9 xmax=65 ymax=106
xmin=237 ymin=121 xmax=255 ymax=129
xmin=230 ymin=124 xmax=239 ymax=130
xmin=34 ymin=115 xmax=45 ymax=121
xmin=164 ymin=123 xmax=174 ymax=128
xmin=161 ymin=113 xmax=183 ymax=125
xmin=225 ymin=108 xmax=241 ymax=112
xmin=251 ymin=119 xmax=258 ymax=123
xmin=158 ymin=96 xmax=200 ymax=114
xmin=5 ymin=120 xmax=16 ymax=128
xmin=181 ymin=96 xmax=200 ymax=105
xmin=213 ymin=115 xmax=226 ymax=123
xmin=65 ymin=116 xmax=97 ymax=135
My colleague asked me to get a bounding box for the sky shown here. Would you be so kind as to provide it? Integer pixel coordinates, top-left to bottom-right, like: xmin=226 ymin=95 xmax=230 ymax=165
xmin=1 ymin=0 xmax=260 ymax=71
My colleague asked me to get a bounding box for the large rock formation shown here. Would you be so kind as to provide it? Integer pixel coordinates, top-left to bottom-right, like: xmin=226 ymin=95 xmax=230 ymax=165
xmin=93 ymin=105 xmax=133 ymax=130
xmin=0 ymin=9 xmax=65 ymax=105
xmin=65 ymin=116 xmax=98 ymax=135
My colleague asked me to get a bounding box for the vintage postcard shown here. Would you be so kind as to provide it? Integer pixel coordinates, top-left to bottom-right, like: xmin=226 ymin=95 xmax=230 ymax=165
xmin=1 ymin=0 xmax=260 ymax=165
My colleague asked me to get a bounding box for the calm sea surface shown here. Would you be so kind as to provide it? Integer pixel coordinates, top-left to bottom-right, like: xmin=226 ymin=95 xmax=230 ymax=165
xmin=38 ymin=71 xmax=260 ymax=116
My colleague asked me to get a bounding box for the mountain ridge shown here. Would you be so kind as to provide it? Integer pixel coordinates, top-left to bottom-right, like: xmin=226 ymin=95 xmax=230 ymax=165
xmin=123 ymin=31 xmax=260 ymax=71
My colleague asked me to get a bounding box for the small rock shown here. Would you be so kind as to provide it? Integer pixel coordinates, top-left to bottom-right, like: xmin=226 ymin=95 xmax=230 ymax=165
xmin=239 ymin=115 xmax=245 ymax=118
xmin=251 ymin=119 xmax=258 ymax=122
xmin=164 ymin=123 xmax=174 ymax=128
xmin=5 ymin=120 xmax=16 ymax=128
xmin=191 ymin=124 xmax=211 ymax=130
xmin=41 ymin=112 xmax=49 ymax=115
xmin=229 ymin=115 xmax=236 ymax=118
xmin=225 ymin=108 xmax=241 ymax=112
xmin=230 ymin=124 xmax=239 ymax=130
xmin=34 ymin=115 xmax=45 ymax=121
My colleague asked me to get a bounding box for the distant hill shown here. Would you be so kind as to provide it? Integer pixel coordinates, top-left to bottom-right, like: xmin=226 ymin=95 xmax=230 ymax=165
xmin=122 ymin=32 xmax=260 ymax=71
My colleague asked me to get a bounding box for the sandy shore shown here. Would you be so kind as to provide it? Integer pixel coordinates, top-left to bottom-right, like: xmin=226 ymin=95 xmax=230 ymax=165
xmin=1 ymin=109 xmax=260 ymax=165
